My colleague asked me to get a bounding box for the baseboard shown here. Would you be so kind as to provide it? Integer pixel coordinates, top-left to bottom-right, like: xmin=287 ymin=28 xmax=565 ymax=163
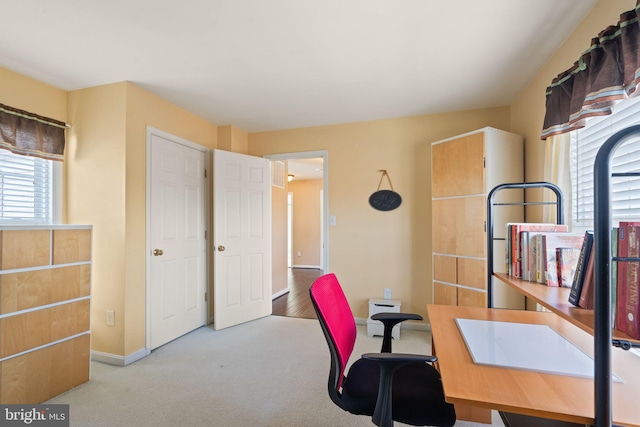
xmin=272 ymin=288 xmax=290 ymax=300
xmin=290 ymin=265 xmax=322 ymax=269
xmin=91 ymin=347 xmax=150 ymax=366
xmin=405 ymin=322 xmax=432 ymax=332
xmin=354 ymin=317 xmax=431 ymax=332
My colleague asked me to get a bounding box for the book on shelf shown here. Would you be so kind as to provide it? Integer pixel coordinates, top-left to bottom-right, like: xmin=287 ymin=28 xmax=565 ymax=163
xmin=578 ymin=243 xmax=595 ymax=309
xmin=556 ymin=247 xmax=581 ymax=288
xmin=617 ymin=222 xmax=640 ymax=339
xmin=506 ymin=224 xmax=512 ymax=275
xmin=612 ymin=227 xmax=619 ymax=327
xmin=506 ymin=223 xmax=568 ymax=279
xmin=521 ymin=231 xmax=530 ymax=281
xmin=539 ymin=232 xmax=585 ymax=287
xmin=571 ymin=228 xmax=621 ymax=316
xmin=568 ymin=230 xmax=594 ymax=306
xmin=530 ymin=233 xmax=544 ymax=283
xmin=616 ymin=224 xmax=629 ymax=329
xmin=577 ymin=229 xmax=620 ymax=310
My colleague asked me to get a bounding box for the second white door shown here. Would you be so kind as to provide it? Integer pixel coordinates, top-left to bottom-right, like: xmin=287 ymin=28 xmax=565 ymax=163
xmin=213 ymin=149 xmax=272 ymax=330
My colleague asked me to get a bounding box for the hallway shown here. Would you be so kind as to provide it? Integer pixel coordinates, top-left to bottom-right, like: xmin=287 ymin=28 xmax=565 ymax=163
xmin=272 ymin=268 xmax=322 ymax=319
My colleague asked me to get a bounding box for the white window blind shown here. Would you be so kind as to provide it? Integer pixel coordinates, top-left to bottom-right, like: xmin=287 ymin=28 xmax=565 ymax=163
xmin=571 ymin=95 xmax=640 ymax=231
xmin=0 ymin=149 xmax=53 ymax=224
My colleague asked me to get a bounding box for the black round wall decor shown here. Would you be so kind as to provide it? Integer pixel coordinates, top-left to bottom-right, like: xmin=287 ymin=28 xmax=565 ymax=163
xmin=369 ymin=189 xmax=402 ymax=211
xmin=369 ymin=170 xmax=402 ymax=211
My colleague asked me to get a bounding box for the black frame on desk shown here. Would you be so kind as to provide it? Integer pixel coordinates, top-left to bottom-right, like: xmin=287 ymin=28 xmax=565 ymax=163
xmin=486 ymin=181 xmax=564 ymax=309
xmin=593 ymin=124 xmax=640 ymax=427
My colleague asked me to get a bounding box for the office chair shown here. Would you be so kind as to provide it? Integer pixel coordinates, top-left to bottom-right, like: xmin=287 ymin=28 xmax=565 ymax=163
xmin=309 ymin=273 xmax=456 ymax=427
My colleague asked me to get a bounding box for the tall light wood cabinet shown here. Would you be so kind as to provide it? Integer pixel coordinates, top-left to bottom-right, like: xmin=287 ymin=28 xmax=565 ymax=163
xmin=431 ymin=127 xmax=524 ymax=309
xmin=0 ymin=225 xmax=92 ymax=403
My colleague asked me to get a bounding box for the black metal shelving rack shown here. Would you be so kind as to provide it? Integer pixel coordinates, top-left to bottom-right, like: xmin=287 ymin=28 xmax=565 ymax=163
xmin=486 ymin=181 xmax=570 ymax=427
xmin=593 ymin=124 xmax=640 ymax=427
xmin=486 ymin=181 xmax=564 ymax=308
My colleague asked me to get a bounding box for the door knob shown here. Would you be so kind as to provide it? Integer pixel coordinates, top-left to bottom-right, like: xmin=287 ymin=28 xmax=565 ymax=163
xmin=153 ymin=249 xmax=164 ymax=256
xmin=217 ymin=245 xmax=226 ymax=252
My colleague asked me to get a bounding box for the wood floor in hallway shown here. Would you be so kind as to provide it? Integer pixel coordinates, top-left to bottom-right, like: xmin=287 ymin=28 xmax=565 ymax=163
xmin=272 ymin=268 xmax=323 ymax=319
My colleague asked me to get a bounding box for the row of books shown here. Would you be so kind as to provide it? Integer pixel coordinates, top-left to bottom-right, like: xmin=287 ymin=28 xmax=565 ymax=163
xmin=506 ymin=222 xmax=640 ymax=340
xmin=505 ymin=223 xmax=583 ymax=287
xmin=569 ymin=223 xmax=640 ymax=340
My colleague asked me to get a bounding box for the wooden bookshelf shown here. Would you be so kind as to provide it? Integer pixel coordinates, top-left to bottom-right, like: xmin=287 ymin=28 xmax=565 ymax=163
xmin=493 ymin=272 xmax=639 ymax=343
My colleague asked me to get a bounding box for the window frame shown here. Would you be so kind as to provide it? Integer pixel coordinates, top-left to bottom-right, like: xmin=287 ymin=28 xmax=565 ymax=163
xmin=0 ymin=149 xmax=61 ymax=225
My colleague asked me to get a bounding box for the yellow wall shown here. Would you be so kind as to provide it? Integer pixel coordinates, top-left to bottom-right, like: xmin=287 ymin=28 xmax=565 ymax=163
xmin=66 ymin=82 xmax=217 ymax=357
xmin=511 ymin=0 xmax=635 ymax=221
xmin=0 ymin=67 xmax=67 ymax=122
xmin=290 ymin=179 xmax=322 ymax=267
xmin=66 ymin=83 xmax=128 ymax=355
xmin=272 ymin=168 xmax=289 ymax=296
xmin=218 ymin=125 xmax=248 ymax=154
xmin=249 ymin=108 xmax=511 ymax=318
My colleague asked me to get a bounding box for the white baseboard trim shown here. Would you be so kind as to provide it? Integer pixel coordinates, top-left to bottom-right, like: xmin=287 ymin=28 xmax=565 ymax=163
xmin=272 ymin=288 xmax=290 ymax=300
xmin=91 ymin=347 xmax=150 ymax=366
xmin=290 ymin=265 xmax=322 ymax=269
xmin=404 ymin=322 xmax=432 ymax=332
xmin=355 ymin=317 xmax=432 ymax=332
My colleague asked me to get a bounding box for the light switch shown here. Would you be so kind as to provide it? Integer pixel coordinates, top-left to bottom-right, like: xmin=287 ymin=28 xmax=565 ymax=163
xmin=106 ymin=310 xmax=115 ymax=326
xmin=330 ymin=215 xmax=336 ymax=226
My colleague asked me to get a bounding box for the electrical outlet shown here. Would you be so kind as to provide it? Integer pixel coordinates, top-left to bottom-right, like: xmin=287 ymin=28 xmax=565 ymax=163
xmin=106 ymin=310 xmax=115 ymax=326
xmin=383 ymin=288 xmax=392 ymax=299
xmin=297 ymin=251 xmax=301 ymax=257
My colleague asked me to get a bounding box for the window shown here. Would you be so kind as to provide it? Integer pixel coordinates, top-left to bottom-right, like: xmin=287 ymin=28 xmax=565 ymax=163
xmin=570 ymin=96 xmax=640 ymax=232
xmin=0 ymin=149 xmax=60 ymax=224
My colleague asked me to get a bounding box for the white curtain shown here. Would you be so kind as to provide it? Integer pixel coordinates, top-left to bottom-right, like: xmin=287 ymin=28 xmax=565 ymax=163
xmin=542 ymin=133 xmax=572 ymax=225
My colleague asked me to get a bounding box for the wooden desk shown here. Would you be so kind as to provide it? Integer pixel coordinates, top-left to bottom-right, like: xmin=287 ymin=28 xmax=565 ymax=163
xmin=427 ymin=304 xmax=640 ymax=427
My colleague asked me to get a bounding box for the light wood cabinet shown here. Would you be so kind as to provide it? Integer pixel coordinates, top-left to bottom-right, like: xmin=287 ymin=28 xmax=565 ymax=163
xmin=431 ymin=127 xmax=523 ymax=309
xmin=0 ymin=226 xmax=91 ymax=404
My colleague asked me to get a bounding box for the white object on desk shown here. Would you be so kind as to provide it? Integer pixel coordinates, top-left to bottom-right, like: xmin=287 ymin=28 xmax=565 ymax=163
xmin=455 ymin=318 xmax=622 ymax=382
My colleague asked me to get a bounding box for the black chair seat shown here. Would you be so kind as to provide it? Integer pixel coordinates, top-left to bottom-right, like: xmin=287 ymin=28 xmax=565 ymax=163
xmin=310 ymin=273 xmax=456 ymax=427
xmin=342 ymin=359 xmax=456 ymax=427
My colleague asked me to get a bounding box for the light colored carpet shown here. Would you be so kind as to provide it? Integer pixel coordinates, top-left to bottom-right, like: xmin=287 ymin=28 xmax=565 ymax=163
xmin=47 ymin=315 xmax=504 ymax=427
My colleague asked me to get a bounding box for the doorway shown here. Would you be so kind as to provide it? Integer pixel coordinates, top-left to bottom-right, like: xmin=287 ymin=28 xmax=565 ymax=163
xmin=271 ymin=268 xmax=322 ymax=318
xmin=265 ymin=151 xmax=328 ymax=319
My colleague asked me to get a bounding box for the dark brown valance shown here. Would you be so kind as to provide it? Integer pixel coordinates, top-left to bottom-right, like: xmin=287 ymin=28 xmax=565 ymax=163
xmin=0 ymin=103 xmax=66 ymax=161
xmin=542 ymin=1 xmax=640 ymax=140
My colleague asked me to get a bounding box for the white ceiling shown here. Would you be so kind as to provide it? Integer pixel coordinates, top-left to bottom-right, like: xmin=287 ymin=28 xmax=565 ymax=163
xmin=0 ymin=0 xmax=597 ymax=133
xmin=287 ymin=157 xmax=324 ymax=181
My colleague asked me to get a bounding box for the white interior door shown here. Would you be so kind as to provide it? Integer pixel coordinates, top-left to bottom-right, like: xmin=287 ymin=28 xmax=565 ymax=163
xmin=213 ymin=149 xmax=272 ymax=330
xmin=149 ymin=132 xmax=207 ymax=349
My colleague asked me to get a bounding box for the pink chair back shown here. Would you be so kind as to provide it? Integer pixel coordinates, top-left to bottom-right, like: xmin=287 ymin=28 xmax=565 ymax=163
xmin=310 ymin=273 xmax=357 ymax=389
